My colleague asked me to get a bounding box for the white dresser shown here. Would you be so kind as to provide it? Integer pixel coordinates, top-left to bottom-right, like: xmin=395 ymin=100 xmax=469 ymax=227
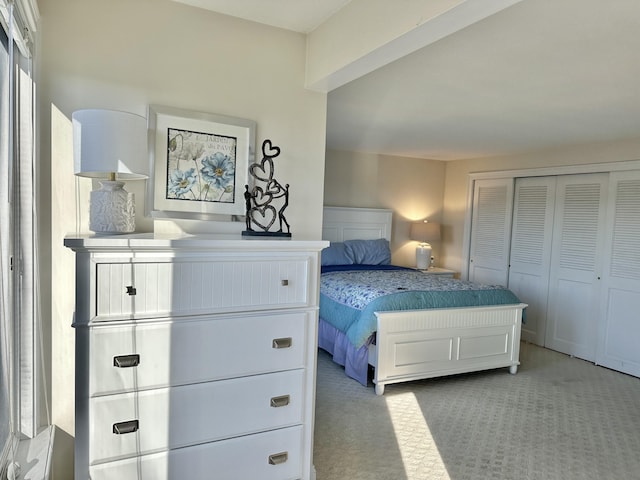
xmin=64 ymin=234 xmax=328 ymax=480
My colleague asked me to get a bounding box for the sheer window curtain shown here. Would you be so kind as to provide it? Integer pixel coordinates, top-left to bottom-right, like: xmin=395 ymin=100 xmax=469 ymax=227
xmin=0 ymin=0 xmax=43 ymax=475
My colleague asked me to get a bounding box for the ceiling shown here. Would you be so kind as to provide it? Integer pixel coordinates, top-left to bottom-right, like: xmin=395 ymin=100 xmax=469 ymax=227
xmin=171 ymin=0 xmax=352 ymax=33
xmin=174 ymin=0 xmax=640 ymax=161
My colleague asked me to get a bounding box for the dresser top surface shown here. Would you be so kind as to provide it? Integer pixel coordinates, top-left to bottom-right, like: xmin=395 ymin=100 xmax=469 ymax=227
xmin=64 ymin=233 xmax=328 ymax=253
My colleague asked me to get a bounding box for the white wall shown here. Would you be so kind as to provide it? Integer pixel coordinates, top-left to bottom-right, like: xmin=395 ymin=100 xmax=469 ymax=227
xmin=324 ymin=149 xmax=445 ymax=267
xmin=325 ymin=139 xmax=640 ymax=276
xmin=39 ymin=0 xmax=327 ymax=477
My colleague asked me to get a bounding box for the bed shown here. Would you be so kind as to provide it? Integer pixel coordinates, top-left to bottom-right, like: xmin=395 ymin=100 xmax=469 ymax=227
xmin=320 ymin=206 xmax=527 ymax=395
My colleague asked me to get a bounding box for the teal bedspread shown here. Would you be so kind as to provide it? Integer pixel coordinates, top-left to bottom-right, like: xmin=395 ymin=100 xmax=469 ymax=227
xmin=319 ymin=268 xmax=521 ymax=348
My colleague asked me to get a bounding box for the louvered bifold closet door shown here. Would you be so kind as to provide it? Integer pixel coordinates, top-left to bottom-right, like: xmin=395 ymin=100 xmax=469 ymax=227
xmin=545 ymin=173 xmax=609 ymax=362
xmin=469 ymin=178 xmax=514 ymax=286
xmin=596 ymin=170 xmax=640 ymax=377
xmin=508 ymin=177 xmax=556 ymax=346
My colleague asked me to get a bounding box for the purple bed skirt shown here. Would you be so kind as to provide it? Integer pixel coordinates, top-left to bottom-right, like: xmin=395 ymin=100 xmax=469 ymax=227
xmin=318 ymin=317 xmax=372 ymax=386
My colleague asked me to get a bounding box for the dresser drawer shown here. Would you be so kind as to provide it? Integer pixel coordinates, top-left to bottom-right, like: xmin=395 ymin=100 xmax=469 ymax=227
xmin=88 ymin=311 xmax=310 ymax=395
xmin=95 ymin=257 xmax=310 ymax=320
xmin=89 ymin=425 xmax=304 ymax=480
xmin=89 ymin=369 xmax=305 ymax=465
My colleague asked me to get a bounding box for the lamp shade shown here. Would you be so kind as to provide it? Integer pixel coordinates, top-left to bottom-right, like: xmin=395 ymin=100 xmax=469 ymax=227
xmin=72 ymin=109 xmax=148 ymax=179
xmin=410 ymin=221 xmax=441 ymax=244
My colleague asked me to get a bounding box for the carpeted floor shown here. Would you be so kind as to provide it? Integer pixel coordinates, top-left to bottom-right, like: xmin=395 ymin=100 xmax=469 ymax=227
xmin=313 ymin=342 xmax=640 ymax=480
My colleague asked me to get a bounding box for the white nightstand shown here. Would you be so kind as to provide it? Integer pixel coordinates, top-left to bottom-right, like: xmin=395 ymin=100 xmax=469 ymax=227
xmin=418 ymin=267 xmax=456 ymax=278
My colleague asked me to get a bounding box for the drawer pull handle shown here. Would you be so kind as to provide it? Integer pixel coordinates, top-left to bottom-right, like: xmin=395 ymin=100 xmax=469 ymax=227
xmin=281 ymin=279 xmax=289 ymax=286
xmin=113 ymin=420 xmax=139 ymax=435
xmin=270 ymin=395 xmax=290 ymax=408
xmin=126 ymin=286 xmax=137 ymax=296
xmin=268 ymin=451 xmax=288 ymax=466
xmin=272 ymin=337 xmax=292 ymax=349
xmin=113 ymin=354 xmax=140 ymax=368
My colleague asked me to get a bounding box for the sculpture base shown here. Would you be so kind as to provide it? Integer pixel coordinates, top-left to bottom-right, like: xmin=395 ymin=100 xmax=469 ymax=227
xmin=242 ymin=230 xmax=292 ymax=238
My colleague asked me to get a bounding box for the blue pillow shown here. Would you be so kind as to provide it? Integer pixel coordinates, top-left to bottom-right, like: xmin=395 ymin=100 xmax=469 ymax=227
xmin=344 ymin=238 xmax=391 ymax=265
xmin=321 ymin=242 xmax=354 ymax=266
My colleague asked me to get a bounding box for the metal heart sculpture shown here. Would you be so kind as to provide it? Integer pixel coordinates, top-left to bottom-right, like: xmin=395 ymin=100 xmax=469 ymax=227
xmin=250 ymin=205 xmax=277 ymax=231
xmin=248 ymin=157 xmax=273 ymax=182
xmin=252 ymin=186 xmax=273 ymax=207
xmin=242 ymin=139 xmax=291 ymax=237
xmin=265 ymin=179 xmax=284 ymax=196
xmin=262 ymin=139 xmax=281 ymax=158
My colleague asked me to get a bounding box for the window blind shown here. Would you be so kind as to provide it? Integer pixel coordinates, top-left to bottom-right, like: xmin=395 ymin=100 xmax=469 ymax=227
xmin=0 ymin=0 xmax=40 ymax=475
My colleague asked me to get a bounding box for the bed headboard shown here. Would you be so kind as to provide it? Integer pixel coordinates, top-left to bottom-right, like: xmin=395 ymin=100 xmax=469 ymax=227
xmin=322 ymin=207 xmax=392 ymax=242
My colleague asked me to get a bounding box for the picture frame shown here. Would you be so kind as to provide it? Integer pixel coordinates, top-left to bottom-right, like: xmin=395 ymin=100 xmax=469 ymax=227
xmin=147 ymin=105 xmax=256 ymax=220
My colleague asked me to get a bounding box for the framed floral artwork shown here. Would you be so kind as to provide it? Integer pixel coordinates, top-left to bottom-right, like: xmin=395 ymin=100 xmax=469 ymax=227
xmin=147 ymin=105 xmax=256 ymax=220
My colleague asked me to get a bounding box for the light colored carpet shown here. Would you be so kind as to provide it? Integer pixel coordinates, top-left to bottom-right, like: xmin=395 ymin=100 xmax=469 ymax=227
xmin=313 ymin=342 xmax=640 ymax=480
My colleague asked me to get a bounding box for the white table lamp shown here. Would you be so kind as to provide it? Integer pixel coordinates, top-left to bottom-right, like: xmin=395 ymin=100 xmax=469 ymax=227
xmin=73 ymin=109 xmax=148 ymax=234
xmin=410 ymin=220 xmax=441 ymax=270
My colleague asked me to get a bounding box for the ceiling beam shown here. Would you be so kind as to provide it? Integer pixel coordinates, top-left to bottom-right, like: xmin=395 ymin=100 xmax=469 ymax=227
xmin=305 ymin=0 xmax=524 ymax=93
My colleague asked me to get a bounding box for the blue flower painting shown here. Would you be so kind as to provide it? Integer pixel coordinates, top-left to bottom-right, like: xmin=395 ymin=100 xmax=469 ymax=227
xmin=165 ymin=128 xmax=238 ymax=203
xmin=201 ymin=152 xmax=235 ymax=199
xmin=167 ymin=168 xmax=198 ymax=198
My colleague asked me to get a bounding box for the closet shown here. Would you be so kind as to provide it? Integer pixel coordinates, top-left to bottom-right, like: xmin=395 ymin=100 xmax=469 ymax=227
xmin=468 ymin=170 xmax=640 ymax=378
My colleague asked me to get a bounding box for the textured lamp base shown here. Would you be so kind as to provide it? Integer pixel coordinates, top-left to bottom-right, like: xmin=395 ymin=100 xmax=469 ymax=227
xmin=416 ymin=244 xmax=432 ymax=270
xmin=89 ymin=181 xmax=135 ymax=234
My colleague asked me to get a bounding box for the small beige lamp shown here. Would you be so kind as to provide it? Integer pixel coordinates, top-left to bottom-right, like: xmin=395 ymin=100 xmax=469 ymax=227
xmin=72 ymin=109 xmax=148 ymax=234
xmin=410 ymin=220 xmax=441 ymax=270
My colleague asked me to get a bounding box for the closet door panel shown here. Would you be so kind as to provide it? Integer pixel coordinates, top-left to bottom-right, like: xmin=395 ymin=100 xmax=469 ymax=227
xmin=545 ymin=174 xmax=608 ymax=361
xmin=597 ymin=171 xmax=640 ymax=376
xmin=508 ymin=177 xmax=556 ymax=345
xmin=549 ymin=278 xmax=597 ymax=352
xmin=469 ymin=179 xmax=514 ymax=287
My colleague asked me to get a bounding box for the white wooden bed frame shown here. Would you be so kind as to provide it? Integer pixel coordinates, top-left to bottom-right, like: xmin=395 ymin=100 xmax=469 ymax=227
xmin=322 ymin=206 xmax=526 ymax=395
